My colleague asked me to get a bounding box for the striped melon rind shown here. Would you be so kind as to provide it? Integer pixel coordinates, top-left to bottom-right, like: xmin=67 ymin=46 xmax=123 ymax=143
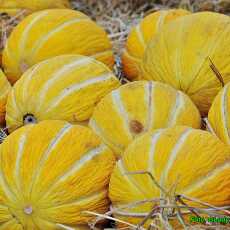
xmin=2 ymin=9 xmax=114 ymax=84
xmin=208 ymin=82 xmax=230 ymax=145
xmin=0 ymin=120 xmax=115 ymax=228
xmin=109 ymin=126 xmax=230 ymax=228
xmin=89 ymin=81 xmax=201 ymax=157
xmin=0 ymin=69 xmax=11 ymax=124
xmin=0 ymin=0 xmax=70 ymax=11
xmin=122 ymin=9 xmax=190 ymax=80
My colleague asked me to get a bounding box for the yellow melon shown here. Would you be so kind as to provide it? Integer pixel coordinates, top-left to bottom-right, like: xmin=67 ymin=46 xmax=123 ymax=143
xmin=89 ymin=81 xmax=201 ymax=158
xmin=109 ymin=126 xmax=230 ymax=228
xmin=0 ymin=119 xmax=115 ymax=229
xmin=6 ymin=55 xmax=121 ymax=132
xmin=0 ymin=0 xmax=70 ymax=11
xmin=208 ymin=82 xmax=230 ymax=145
xmin=141 ymin=12 xmax=230 ymax=115
xmin=2 ymin=9 xmax=114 ymax=84
xmin=122 ymin=9 xmax=190 ymax=80
xmin=0 ymin=69 xmax=11 ymax=124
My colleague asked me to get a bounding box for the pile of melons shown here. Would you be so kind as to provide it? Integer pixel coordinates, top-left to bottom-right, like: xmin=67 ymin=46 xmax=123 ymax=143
xmin=0 ymin=0 xmax=229 ymax=229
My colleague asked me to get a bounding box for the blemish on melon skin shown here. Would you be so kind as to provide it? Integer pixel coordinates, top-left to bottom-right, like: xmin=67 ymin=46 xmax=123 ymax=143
xmin=20 ymin=61 xmax=30 ymax=73
xmin=129 ymin=120 xmax=144 ymax=134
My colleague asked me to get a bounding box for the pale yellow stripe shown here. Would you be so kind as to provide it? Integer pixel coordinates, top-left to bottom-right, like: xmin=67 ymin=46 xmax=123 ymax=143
xmin=182 ymin=161 xmax=230 ymax=194
xmin=36 ymin=57 xmax=92 ymax=112
xmin=167 ymin=91 xmax=185 ymax=126
xmin=30 ymin=18 xmax=89 ymax=59
xmin=135 ymin=24 xmax=146 ymax=49
xmin=44 ymin=73 xmax=115 ymax=113
xmin=111 ymin=90 xmax=133 ymax=139
xmin=29 ymin=124 xmax=72 ymax=195
xmin=40 ymin=144 xmax=108 ymax=199
xmin=160 ymin=128 xmax=192 ymax=189
xmin=19 ymin=11 xmax=49 ymax=55
xmin=221 ymin=84 xmax=230 ymax=144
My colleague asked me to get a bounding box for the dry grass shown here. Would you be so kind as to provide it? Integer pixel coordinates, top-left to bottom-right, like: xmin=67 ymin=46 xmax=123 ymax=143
xmin=84 ymin=171 xmax=230 ymax=230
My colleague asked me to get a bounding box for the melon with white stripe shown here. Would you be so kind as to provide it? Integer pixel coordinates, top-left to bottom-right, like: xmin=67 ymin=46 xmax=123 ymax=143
xmin=2 ymin=9 xmax=114 ymax=83
xmin=208 ymin=82 xmax=230 ymax=145
xmin=0 ymin=69 xmax=11 ymax=124
xmin=6 ymin=55 xmax=120 ymax=132
xmin=141 ymin=12 xmax=230 ymax=115
xmin=0 ymin=120 xmax=115 ymax=229
xmin=122 ymin=9 xmax=190 ymax=80
xmin=0 ymin=0 xmax=70 ymax=11
xmin=89 ymin=81 xmax=201 ymax=157
xmin=109 ymin=126 xmax=230 ymax=228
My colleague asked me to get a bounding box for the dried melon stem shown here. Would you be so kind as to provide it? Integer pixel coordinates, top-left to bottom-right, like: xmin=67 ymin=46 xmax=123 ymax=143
xmin=86 ymin=170 xmax=230 ymax=229
xmin=209 ymin=57 xmax=224 ymax=87
xmin=24 ymin=205 xmax=33 ymax=215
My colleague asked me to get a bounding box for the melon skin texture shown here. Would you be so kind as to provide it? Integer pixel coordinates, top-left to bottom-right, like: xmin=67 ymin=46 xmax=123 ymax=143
xmin=2 ymin=9 xmax=115 ymax=84
xmin=208 ymin=82 xmax=230 ymax=145
xmin=0 ymin=69 xmax=11 ymax=124
xmin=89 ymin=81 xmax=201 ymax=158
xmin=122 ymin=9 xmax=190 ymax=80
xmin=0 ymin=9 xmax=29 ymax=67
xmin=6 ymin=55 xmax=121 ymax=132
xmin=141 ymin=12 xmax=230 ymax=115
xmin=109 ymin=126 xmax=230 ymax=228
xmin=0 ymin=0 xmax=70 ymax=11
xmin=0 ymin=120 xmax=116 ymax=229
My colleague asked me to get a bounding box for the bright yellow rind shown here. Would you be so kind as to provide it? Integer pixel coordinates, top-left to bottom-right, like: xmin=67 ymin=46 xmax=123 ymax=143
xmin=89 ymin=81 xmax=201 ymax=157
xmin=208 ymin=82 xmax=230 ymax=145
xmin=109 ymin=126 xmax=230 ymax=228
xmin=2 ymin=9 xmax=114 ymax=83
xmin=0 ymin=69 xmax=11 ymax=124
xmin=6 ymin=54 xmax=121 ymax=132
xmin=0 ymin=0 xmax=70 ymax=11
xmin=122 ymin=9 xmax=190 ymax=80
xmin=0 ymin=120 xmax=116 ymax=228
xmin=141 ymin=12 xmax=230 ymax=115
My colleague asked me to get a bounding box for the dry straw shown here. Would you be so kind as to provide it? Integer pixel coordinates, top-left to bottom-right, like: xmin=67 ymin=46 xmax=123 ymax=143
xmin=84 ymin=171 xmax=230 ymax=230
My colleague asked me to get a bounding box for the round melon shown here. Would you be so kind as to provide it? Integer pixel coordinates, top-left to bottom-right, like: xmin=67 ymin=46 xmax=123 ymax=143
xmin=208 ymin=82 xmax=230 ymax=145
xmin=141 ymin=12 xmax=230 ymax=115
xmin=6 ymin=55 xmax=121 ymax=132
xmin=109 ymin=126 xmax=230 ymax=228
xmin=89 ymin=81 xmax=201 ymax=158
xmin=0 ymin=69 xmax=11 ymax=124
xmin=0 ymin=0 xmax=70 ymax=11
xmin=0 ymin=120 xmax=115 ymax=229
xmin=122 ymin=9 xmax=190 ymax=80
xmin=2 ymin=9 xmax=114 ymax=84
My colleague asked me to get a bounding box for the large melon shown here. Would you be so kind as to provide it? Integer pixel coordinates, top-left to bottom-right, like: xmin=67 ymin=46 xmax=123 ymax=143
xmin=0 ymin=120 xmax=115 ymax=229
xmin=6 ymin=55 xmax=120 ymax=132
xmin=122 ymin=9 xmax=190 ymax=80
xmin=141 ymin=12 xmax=230 ymax=115
xmin=2 ymin=9 xmax=114 ymax=83
xmin=109 ymin=126 xmax=230 ymax=228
